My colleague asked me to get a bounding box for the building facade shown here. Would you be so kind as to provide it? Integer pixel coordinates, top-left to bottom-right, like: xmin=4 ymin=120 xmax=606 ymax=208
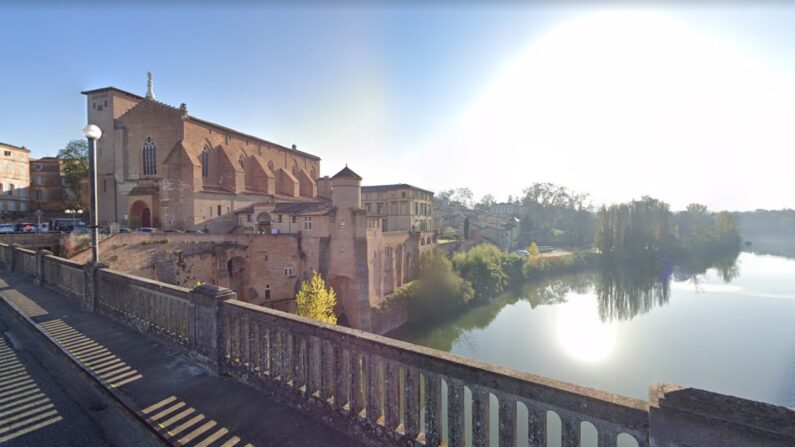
xmin=82 ymin=82 xmax=320 ymax=231
xmin=361 ymin=184 xmax=433 ymax=232
xmin=79 ymin=77 xmax=436 ymax=332
xmin=0 ymin=142 xmax=30 ymax=213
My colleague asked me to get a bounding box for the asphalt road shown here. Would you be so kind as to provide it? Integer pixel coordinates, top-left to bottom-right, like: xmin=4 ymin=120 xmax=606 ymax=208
xmin=0 ymin=319 xmax=113 ymax=446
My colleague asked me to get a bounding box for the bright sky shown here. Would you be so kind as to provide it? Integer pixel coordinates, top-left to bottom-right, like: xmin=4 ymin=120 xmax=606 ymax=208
xmin=1 ymin=4 xmax=794 ymax=211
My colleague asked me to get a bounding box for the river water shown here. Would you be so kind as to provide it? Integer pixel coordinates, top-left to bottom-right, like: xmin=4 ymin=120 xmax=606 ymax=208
xmin=390 ymin=251 xmax=795 ymax=417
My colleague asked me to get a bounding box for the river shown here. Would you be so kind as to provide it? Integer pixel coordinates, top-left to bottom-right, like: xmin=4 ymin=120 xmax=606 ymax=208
xmin=389 ymin=251 xmax=795 ymax=413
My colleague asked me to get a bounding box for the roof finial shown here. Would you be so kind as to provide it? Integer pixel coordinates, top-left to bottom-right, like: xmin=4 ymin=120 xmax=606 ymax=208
xmin=146 ymin=71 xmax=155 ymax=100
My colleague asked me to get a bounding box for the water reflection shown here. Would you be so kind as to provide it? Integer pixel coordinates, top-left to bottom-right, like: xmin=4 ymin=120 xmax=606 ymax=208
xmin=390 ymin=249 xmax=742 ymax=351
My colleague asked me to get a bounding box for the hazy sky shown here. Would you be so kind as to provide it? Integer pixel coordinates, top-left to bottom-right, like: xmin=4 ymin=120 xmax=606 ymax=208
xmin=1 ymin=3 xmax=794 ymax=211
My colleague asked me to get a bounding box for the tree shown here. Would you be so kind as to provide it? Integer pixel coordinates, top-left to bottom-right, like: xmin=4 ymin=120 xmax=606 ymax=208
xmin=476 ymin=194 xmax=496 ymax=210
xmin=58 ymin=139 xmax=88 ymax=204
xmin=528 ymin=242 xmax=540 ymax=257
xmin=295 ymin=271 xmax=337 ymax=324
xmin=451 ymin=188 xmax=474 ymax=208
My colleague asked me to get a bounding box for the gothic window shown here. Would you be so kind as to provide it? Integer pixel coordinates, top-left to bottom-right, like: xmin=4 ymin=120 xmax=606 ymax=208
xmin=310 ymin=168 xmax=316 ymax=179
xmin=201 ymin=146 xmax=209 ymax=177
xmin=268 ymin=161 xmax=274 ymax=172
xmin=143 ymin=137 xmax=157 ymax=176
xmin=239 ymin=155 xmax=245 ymax=168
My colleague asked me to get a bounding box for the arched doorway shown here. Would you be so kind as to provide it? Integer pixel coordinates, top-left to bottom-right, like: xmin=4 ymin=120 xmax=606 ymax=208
xmin=130 ymin=200 xmax=151 ymax=229
xmin=227 ymin=256 xmax=250 ymax=302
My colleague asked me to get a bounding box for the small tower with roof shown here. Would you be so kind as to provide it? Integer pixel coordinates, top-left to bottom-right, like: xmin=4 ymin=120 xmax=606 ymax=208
xmin=330 ymin=165 xmax=362 ymax=209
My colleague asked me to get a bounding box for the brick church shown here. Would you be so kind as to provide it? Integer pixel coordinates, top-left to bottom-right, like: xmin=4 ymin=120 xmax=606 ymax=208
xmin=80 ymin=74 xmax=436 ymax=332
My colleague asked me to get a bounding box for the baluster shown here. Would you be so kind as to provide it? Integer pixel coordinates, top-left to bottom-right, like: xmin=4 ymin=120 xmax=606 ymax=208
xmin=319 ymin=339 xmax=331 ymax=403
xmin=448 ymin=380 xmax=466 ymax=447
xmin=253 ymin=322 xmax=262 ymax=376
xmin=472 ymin=387 xmax=491 ymax=447
xmin=306 ymin=337 xmax=318 ymax=397
xmin=597 ymin=427 xmax=617 ymax=447
xmin=221 ymin=312 xmax=229 ymax=363
xmin=248 ymin=320 xmax=256 ymax=372
xmin=561 ymin=415 xmax=580 ymax=447
xmin=383 ymin=361 xmax=400 ymax=433
xmin=281 ymin=330 xmax=291 ymax=384
xmin=424 ymin=373 xmax=442 ymax=447
xmin=404 ymin=367 xmax=421 ymax=439
xmin=525 ymin=401 xmax=547 ymax=447
xmin=293 ymin=333 xmax=305 ymax=391
xmin=241 ymin=315 xmax=250 ymax=369
xmin=268 ymin=327 xmax=279 ymax=379
xmin=365 ymin=353 xmax=381 ymax=424
xmin=350 ymin=351 xmax=365 ymax=417
xmin=498 ymin=394 xmax=517 ymax=447
xmin=334 ymin=345 xmax=348 ymax=410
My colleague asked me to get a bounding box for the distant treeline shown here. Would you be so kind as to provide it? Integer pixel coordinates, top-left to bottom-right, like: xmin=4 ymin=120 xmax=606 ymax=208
xmin=438 ymin=182 xmax=761 ymax=252
xmin=733 ymin=209 xmax=795 ymax=236
xmin=595 ymin=198 xmax=741 ymax=263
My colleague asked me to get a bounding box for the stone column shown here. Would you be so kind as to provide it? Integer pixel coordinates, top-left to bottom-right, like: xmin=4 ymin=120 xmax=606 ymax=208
xmin=189 ymin=284 xmax=237 ymax=374
xmin=81 ymin=262 xmax=107 ymax=312
xmin=34 ymin=249 xmax=53 ymax=286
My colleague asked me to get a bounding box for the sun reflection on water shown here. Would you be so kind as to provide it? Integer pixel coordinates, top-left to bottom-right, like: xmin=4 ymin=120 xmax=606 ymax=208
xmin=556 ymin=294 xmax=617 ymax=363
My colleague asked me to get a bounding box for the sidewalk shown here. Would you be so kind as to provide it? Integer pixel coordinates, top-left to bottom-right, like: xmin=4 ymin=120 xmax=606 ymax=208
xmin=0 ymin=270 xmax=365 ymax=447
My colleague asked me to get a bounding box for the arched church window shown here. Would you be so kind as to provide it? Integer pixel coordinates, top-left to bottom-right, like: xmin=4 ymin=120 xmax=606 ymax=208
xmin=143 ymin=137 xmax=157 ymax=176
xmin=201 ymin=146 xmax=209 ymax=177
xmin=267 ymin=161 xmax=274 ymax=172
xmin=239 ymin=155 xmax=246 ymax=168
xmin=310 ymin=168 xmax=316 ymax=179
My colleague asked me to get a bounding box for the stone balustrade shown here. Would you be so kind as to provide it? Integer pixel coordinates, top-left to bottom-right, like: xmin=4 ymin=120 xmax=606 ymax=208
xmin=0 ymin=242 xmax=792 ymax=447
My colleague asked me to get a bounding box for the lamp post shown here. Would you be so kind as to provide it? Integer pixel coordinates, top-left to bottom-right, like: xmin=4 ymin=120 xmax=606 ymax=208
xmin=34 ymin=209 xmax=43 ymax=233
xmin=65 ymin=209 xmax=83 ymax=231
xmin=81 ymin=124 xmax=102 ymax=263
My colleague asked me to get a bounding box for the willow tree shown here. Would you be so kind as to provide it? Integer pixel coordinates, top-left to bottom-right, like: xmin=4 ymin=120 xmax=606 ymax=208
xmin=295 ymin=271 xmax=337 ymax=325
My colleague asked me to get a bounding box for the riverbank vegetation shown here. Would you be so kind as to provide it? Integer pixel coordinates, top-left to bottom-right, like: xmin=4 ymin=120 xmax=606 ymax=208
xmin=595 ymin=198 xmax=741 ymax=263
xmin=400 ymin=192 xmax=742 ymax=324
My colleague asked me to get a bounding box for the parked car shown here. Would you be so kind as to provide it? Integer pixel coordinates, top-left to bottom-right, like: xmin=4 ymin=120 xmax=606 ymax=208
xmin=136 ymin=227 xmax=157 ymax=233
xmin=0 ymin=224 xmax=15 ymax=234
xmin=14 ymin=223 xmax=34 ymax=233
xmin=34 ymin=223 xmax=49 ymax=233
xmin=118 ymin=227 xmax=131 ymax=233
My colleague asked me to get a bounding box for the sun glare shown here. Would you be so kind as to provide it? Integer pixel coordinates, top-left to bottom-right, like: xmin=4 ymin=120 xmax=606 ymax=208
xmin=421 ymin=9 xmax=795 ymax=210
xmin=556 ymin=294 xmax=617 ymax=363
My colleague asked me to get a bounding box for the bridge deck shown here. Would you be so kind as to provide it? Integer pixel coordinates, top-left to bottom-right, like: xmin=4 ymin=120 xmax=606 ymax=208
xmin=0 ymin=270 xmax=364 ymax=447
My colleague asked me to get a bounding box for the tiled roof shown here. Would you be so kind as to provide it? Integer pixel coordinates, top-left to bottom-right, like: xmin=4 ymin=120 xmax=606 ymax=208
xmin=83 ymin=86 xmax=320 ymax=161
xmin=332 ymin=166 xmax=362 ymax=180
xmin=273 ymin=200 xmax=332 ymax=216
xmin=361 ymin=183 xmax=433 ymax=194
xmin=0 ymin=142 xmax=29 ymax=152
xmin=200 ymin=185 xmax=234 ymax=194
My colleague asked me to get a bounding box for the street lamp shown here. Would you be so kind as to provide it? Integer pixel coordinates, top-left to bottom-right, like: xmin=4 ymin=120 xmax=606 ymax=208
xmin=65 ymin=209 xmax=83 ymax=230
xmin=34 ymin=209 xmax=43 ymax=233
xmin=81 ymin=124 xmax=102 ymax=263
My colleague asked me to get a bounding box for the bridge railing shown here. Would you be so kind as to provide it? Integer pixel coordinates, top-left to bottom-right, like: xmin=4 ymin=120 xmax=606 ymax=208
xmin=0 ymin=242 xmax=792 ymax=447
xmin=219 ymin=300 xmax=649 ymax=446
xmin=41 ymin=255 xmax=85 ymax=301
xmin=95 ymin=268 xmax=192 ymax=347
